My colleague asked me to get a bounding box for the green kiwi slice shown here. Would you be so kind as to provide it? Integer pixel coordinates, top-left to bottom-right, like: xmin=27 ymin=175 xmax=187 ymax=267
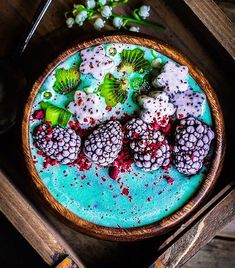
xmin=98 ymin=74 xmax=128 ymax=107
xmin=40 ymin=101 xmax=72 ymax=127
xmin=53 ymin=67 xmax=80 ymax=95
xmin=118 ymin=48 xmax=151 ymax=74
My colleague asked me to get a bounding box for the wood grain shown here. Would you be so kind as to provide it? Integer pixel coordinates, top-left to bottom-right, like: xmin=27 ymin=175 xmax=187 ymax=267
xmin=184 ymin=0 xmax=235 ymax=59
xmin=184 ymin=237 xmax=235 ymax=268
xmin=153 ymin=186 xmax=235 ymax=268
xmin=218 ymin=218 xmax=235 ymax=239
xmin=21 ymin=33 xmax=225 ymax=241
xmin=0 ymin=169 xmax=84 ymax=267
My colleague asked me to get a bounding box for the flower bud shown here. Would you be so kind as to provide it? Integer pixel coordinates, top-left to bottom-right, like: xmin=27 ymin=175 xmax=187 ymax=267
xmin=75 ymin=10 xmax=88 ymax=26
xmin=138 ymin=5 xmax=150 ymax=20
xmin=113 ymin=17 xmax=123 ymax=29
xmin=94 ymin=18 xmax=105 ymax=30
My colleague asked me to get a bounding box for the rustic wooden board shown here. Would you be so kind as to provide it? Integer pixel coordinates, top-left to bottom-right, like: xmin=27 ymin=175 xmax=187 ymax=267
xmin=217 ymin=1 xmax=235 ymax=23
xmin=218 ymin=218 xmax=235 ymax=239
xmin=0 ymin=0 xmax=234 ymax=267
xmin=184 ymin=238 xmax=235 ymax=268
xmin=184 ymin=0 xmax=235 ymax=59
xmin=0 ymin=169 xmax=84 ymax=267
xmin=153 ymin=186 xmax=235 ymax=268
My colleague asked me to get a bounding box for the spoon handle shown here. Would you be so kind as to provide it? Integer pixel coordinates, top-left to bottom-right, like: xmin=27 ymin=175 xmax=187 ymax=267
xmin=14 ymin=0 xmax=53 ymax=58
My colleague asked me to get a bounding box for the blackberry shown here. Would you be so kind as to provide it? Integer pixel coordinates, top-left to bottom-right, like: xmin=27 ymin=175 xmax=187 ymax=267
xmin=125 ymin=118 xmax=148 ymax=140
xmin=83 ymin=120 xmax=124 ymax=166
xmin=34 ymin=123 xmax=81 ymax=164
xmin=130 ymin=129 xmax=171 ymax=171
xmin=173 ymin=117 xmax=214 ymax=175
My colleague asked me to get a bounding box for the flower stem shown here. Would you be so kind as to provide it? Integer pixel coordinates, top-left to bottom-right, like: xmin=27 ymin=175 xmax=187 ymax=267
xmin=112 ymin=13 xmax=165 ymax=31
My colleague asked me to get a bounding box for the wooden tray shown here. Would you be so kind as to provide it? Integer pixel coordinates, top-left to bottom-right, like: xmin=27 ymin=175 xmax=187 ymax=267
xmin=0 ymin=0 xmax=234 ymax=267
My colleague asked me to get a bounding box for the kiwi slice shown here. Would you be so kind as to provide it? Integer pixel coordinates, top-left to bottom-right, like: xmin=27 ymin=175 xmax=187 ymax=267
xmin=53 ymin=67 xmax=80 ymax=95
xmin=40 ymin=101 xmax=72 ymax=127
xmin=98 ymin=74 xmax=128 ymax=107
xmin=118 ymin=48 xmax=151 ymax=75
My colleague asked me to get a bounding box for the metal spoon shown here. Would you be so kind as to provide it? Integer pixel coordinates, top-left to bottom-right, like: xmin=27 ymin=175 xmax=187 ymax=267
xmin=0 ymin=0 xmax=53 ymax=134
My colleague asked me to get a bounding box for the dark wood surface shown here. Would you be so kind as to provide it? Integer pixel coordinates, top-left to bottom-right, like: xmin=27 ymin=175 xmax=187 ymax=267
xmin=154 ymin=186 xmax=235 ymax=267
xmin=184 ymin=237 xmax=235 ymax=268
xmin=184 ymin=0 xmax=235 ymax=59
xmin=0 ymin=170 xmax=84 ymax=267
xmin=0 ymin=0 xmax=234 ymax=267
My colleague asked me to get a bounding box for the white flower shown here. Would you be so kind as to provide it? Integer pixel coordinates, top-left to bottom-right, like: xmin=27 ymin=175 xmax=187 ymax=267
xmin=101 ymin=5 xmax=112 ymax=19
xmin=85 ymin=0 xmax=96 ymax=9
xmin=98 ymin=0 xmax=106 ymax=6
xmin=138 ymin=5 xmax=150 ymax=20
xmin=129 ymin=26 xmax=140 ymax=32
xmin=66 ymin=17 xmax=75 ymax=28
xmin=113 ymin=17 xmax=123 ymax=29
xmin=75 ymin=10 xmax=88 ymax=26
xmin=94 ymin=18 xmax=105 ymax=30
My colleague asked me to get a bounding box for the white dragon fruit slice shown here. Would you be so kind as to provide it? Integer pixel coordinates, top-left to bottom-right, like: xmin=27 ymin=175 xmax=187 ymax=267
xmin=153 ymin=61 xmax=189 ymax=94
xmin=171 ymin=88 xmax=206 ymax=119
xmin=68 ymin=91 xmax=103 ymax=126
xmin=79 ymin=45 xmax=114 ymax=81
xmin=138 ymin=91 xmax=176 ymax=127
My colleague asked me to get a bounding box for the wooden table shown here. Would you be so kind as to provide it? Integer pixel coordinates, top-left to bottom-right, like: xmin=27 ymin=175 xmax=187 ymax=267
xmin=0 ymin=1 xmax=235 ymax=267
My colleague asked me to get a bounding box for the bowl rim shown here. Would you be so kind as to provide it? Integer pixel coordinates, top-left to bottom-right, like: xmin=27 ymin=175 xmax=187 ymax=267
xmin=22 ymin=32 xmax=225 ymax=241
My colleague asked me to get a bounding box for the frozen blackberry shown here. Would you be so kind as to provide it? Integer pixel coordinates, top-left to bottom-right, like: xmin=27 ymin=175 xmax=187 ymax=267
xmin=34 ymin=123 xmax=81 ymax=164
xmin=125 ymin=118 xmax=148 ymax=140
xmin=130 ymin=130 xmax=171 ymax=171
xmin=173 ymin=117 xmax=214 ymax=175
xmin=83 ymin=120 xmax=124 ymax=166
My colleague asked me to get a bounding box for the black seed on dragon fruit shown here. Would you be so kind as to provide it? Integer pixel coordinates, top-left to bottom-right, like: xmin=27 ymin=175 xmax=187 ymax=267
xmin=173 ymin=117 xmax=214 ymax=175
xmin=129 ymin=129 xmax=171 ymax=171
xmin=171 ymin=88 xmax=206 ymax=119
xmin=83 ymin=120 xmax=124 ymax=166
xmin=34 ymin=123 xmax=81 ymax=164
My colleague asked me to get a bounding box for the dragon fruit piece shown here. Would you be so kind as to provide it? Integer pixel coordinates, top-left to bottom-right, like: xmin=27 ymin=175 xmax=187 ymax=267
xmin=153 ymin=61 xmax=189 ymax=94
xmin=138 ymin=91 xmax=176 ymax=127
xmin=68 ymin=91 xmax=103 ymax=126
xmin=79 ymin=45 xmax=114 ymax=81
xmin=171 ymin=88 xmax=206 ymax=119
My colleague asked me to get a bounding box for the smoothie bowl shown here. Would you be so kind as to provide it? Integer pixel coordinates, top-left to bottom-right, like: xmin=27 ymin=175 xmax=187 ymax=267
xmin=22 ymin=34 xmax=225 ymax=241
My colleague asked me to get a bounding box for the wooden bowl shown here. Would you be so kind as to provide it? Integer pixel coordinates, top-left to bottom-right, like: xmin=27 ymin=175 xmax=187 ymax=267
xmin=22 ymin=33 xmax=225 ymax=241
